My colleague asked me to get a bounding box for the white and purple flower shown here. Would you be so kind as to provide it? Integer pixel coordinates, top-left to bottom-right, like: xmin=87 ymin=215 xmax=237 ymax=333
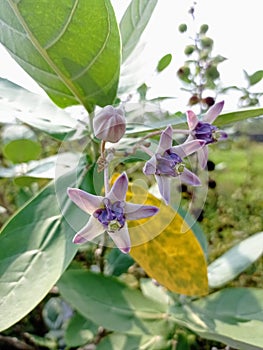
xmin=67 ymin=172 xmax=159 ymax=254
xmin=186 ymin=101 xmax=228 ymax=168
xmin=143 ymin=125 xmax=205 ymax=205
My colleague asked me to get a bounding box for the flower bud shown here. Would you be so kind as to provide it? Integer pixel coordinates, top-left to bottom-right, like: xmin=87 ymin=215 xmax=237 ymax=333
xmin=93 ymin=105 xmax=126 ymax=143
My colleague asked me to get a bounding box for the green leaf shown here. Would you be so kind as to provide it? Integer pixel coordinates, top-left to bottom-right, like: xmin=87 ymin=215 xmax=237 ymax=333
xmin=140 ymin=278 xmax=172 ymax=306
xmin=171 ymin=288 xmax=263 ymax=350
xmin=105 ymin=249 xmax=134 ymax=276
xmin=0 ymin=164 xmax=95 ymax=332
xmin=0 ymin=78 xmax=79 ymax=140
xmin=208 ymin=231 xmax=263 ymax=288
xmin=2 ymin=123 xmax=42 ymax=163
xmin=0 ymin=152 xmax=80 ymax=180
xmin=58 ymin=269 xmax=170 ymax=335
xmin=65 ymin=312 xmax=98 ymax=347
xmin=120 ymin=0 xmax=157 ymax=63
xmin=97 ymin=333 xmax=172 ymax=350
xmin=0 ymin=1 xmax=121 ymax=111
xmin=248 ymin=70 xmax=263 ymax=86
xmin=3 ymin=139 xmax=42 ymax=163
xmin=156 ymin=54 xmax=172 ymax=73
xmin=216 ymin=107 xmax=263 ymax=126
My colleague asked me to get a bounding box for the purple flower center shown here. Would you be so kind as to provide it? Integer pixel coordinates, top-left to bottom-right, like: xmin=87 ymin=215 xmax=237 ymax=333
xmin=194 ymin=121 xmax=220 ymax=144
xmin=93 ymin=198 xmax=125 ymax=232
xmin=155 ymin=148 xmax=185 ymax=177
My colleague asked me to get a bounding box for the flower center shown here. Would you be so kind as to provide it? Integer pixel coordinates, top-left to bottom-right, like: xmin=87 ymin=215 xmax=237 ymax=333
xmin=93 ymin=198 xmax=125 ymax=232
xmin=194 ymin=121 xmax=219 ymax=144
xmin=155 ymin=148 xmax=185 ymax=177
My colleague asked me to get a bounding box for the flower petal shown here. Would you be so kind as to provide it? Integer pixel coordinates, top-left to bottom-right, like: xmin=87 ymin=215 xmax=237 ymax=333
xmin=197 ymin=146 xmax=208 ymax=169
xmin=180 ymin=168 xmax=202 ymax=186
xmin=72 ymin=216 xmax=105 ymax=244
xmin=125 ymin=202 xmax=159 ymax=220
xmin=143 ymin=156 xmax=157 ymax=175
xmin=172 ymin=140 xmax=205 ymax=159
xmin=67 ymin=188 xmax=103 ymax=214
xmin=203 ymin=101 xmax=224 ymax=124
xmin=107 ymin=172 xmax=128 ymax=202
xmin=156 ymin=125 xmax=173 ymax=153
xmin=107 ymin=223 xmax=131 ymax=254
xmin=186 ymin=110 xmax=199 ymax=130
xmin=155 ymin=174 xmax=171 ymax=205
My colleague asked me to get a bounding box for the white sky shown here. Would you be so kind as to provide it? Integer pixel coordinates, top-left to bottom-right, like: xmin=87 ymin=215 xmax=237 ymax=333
xmin=1 ymin=0 xmax=263 ymax=112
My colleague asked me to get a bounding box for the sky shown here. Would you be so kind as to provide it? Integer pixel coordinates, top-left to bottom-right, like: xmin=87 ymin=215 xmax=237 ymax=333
xmin=1 ymin=0 xmax=263 ymax=112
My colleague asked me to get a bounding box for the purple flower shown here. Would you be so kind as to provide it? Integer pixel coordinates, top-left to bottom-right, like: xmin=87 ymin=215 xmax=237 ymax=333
xmin=186 ymin=101 xmax=228 ymax=168
xmin=67 ymin=172 xmax=159 ymax=254
xmin=143 ymin=125 xmax=205 ymax=205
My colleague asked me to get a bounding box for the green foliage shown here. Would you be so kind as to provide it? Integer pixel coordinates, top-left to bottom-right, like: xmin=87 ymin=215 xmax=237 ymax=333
xmin=0 ymin=1 xmax=262 ymax=349
xmin=0 ymin=165 xmax=97 ymax=331
xmin=58 ymin=269 xmax=170 ymax=336
xmin=156 ymin=53 xmax=173 ymax=73
xmin=0 ymin=0 xmax=121 ymax=112
xmin=120 ymin=0 xmax=158 ymax=63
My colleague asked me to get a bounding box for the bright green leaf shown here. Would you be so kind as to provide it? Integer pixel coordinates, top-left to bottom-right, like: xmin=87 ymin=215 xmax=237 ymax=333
xmin=208 ymin=231 xmax=263 ymax=288
xmin=0 ymin=164 xmax=96 ymax=332
xmin=0 ymin=1 xmax=121 ymax=111
xmin=120 ymin=0 xmax=157 ymax=63
xmin=3 ymin=139 xmax=42 ymax=163
xmin=156 ymin=54 xmax=172 ymax=73
xmin=249 ymin=70 xmax=263 ymax=86
xmin=58 ymin=269 xmax=170 ymax=335
xmin=171 ymin=288 xmax=263 ymax=350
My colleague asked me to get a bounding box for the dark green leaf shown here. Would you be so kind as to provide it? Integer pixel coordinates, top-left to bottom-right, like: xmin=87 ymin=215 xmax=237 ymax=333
xmin=65 ymin=312 xmax=98 ymax=347
xmin=156 ymin=54 xmax=172 ymax=73
xmin=58 ymin=269 xmax=170 ymax=335
xmin=120 ymin=0 xmax=157 ymax=62
xmin=0 ymin=163 xmax=96 ymax=332
xmin=0 ymin=1 xmax=121 ymax=111
xmin=105 ymin=249 xmax=134 ymax=276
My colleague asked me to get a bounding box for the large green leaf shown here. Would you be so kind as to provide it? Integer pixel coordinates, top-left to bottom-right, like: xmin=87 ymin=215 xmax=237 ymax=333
xmin=0 ymin=165 xmax=94 ymax=332
xmin=0 ymin=0 xmax=121 ymax=111
xmin=0 ymin=78 xmax=78 ymax=140
xmin=208 ymin=231 xmax=263 ymax=288
xmin=171 ymin=288 xmax=263 ymax=350
xmin=120 ymin=0 xmax=157 ymax=63
xmin=216 ymin=107 xmax=263 ymax=126
xmin=58 ymin=269 xmax=172 ymax=336
xmin=97 ymin=333 xmax=171 ymax=350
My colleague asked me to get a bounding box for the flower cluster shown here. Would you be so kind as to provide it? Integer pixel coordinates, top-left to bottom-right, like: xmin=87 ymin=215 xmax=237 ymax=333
xmin=67 ymin=102 xmax=227 ymax=253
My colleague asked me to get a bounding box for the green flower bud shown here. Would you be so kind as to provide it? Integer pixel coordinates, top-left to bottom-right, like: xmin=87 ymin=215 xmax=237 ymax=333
xmin=184 ymin=45 xmax=195 ymax=55
xmin=93 ymin=105 xmax=126 ymax=143
xmin=178 ymin=23 xmax=187 ymax=33
xmin=200 ymin=24 xmax=209 ymax=34
xmin=200 ymin=36 xmax=214 ymax=49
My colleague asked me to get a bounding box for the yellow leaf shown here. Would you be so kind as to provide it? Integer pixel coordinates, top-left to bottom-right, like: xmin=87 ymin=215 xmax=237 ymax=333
xmin=127 ymin=181 xmax=208 ymax=296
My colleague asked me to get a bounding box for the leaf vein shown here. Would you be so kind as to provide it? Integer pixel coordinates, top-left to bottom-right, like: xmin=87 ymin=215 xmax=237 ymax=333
xmin=44 ymin=0 xmax=79 ymax=50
